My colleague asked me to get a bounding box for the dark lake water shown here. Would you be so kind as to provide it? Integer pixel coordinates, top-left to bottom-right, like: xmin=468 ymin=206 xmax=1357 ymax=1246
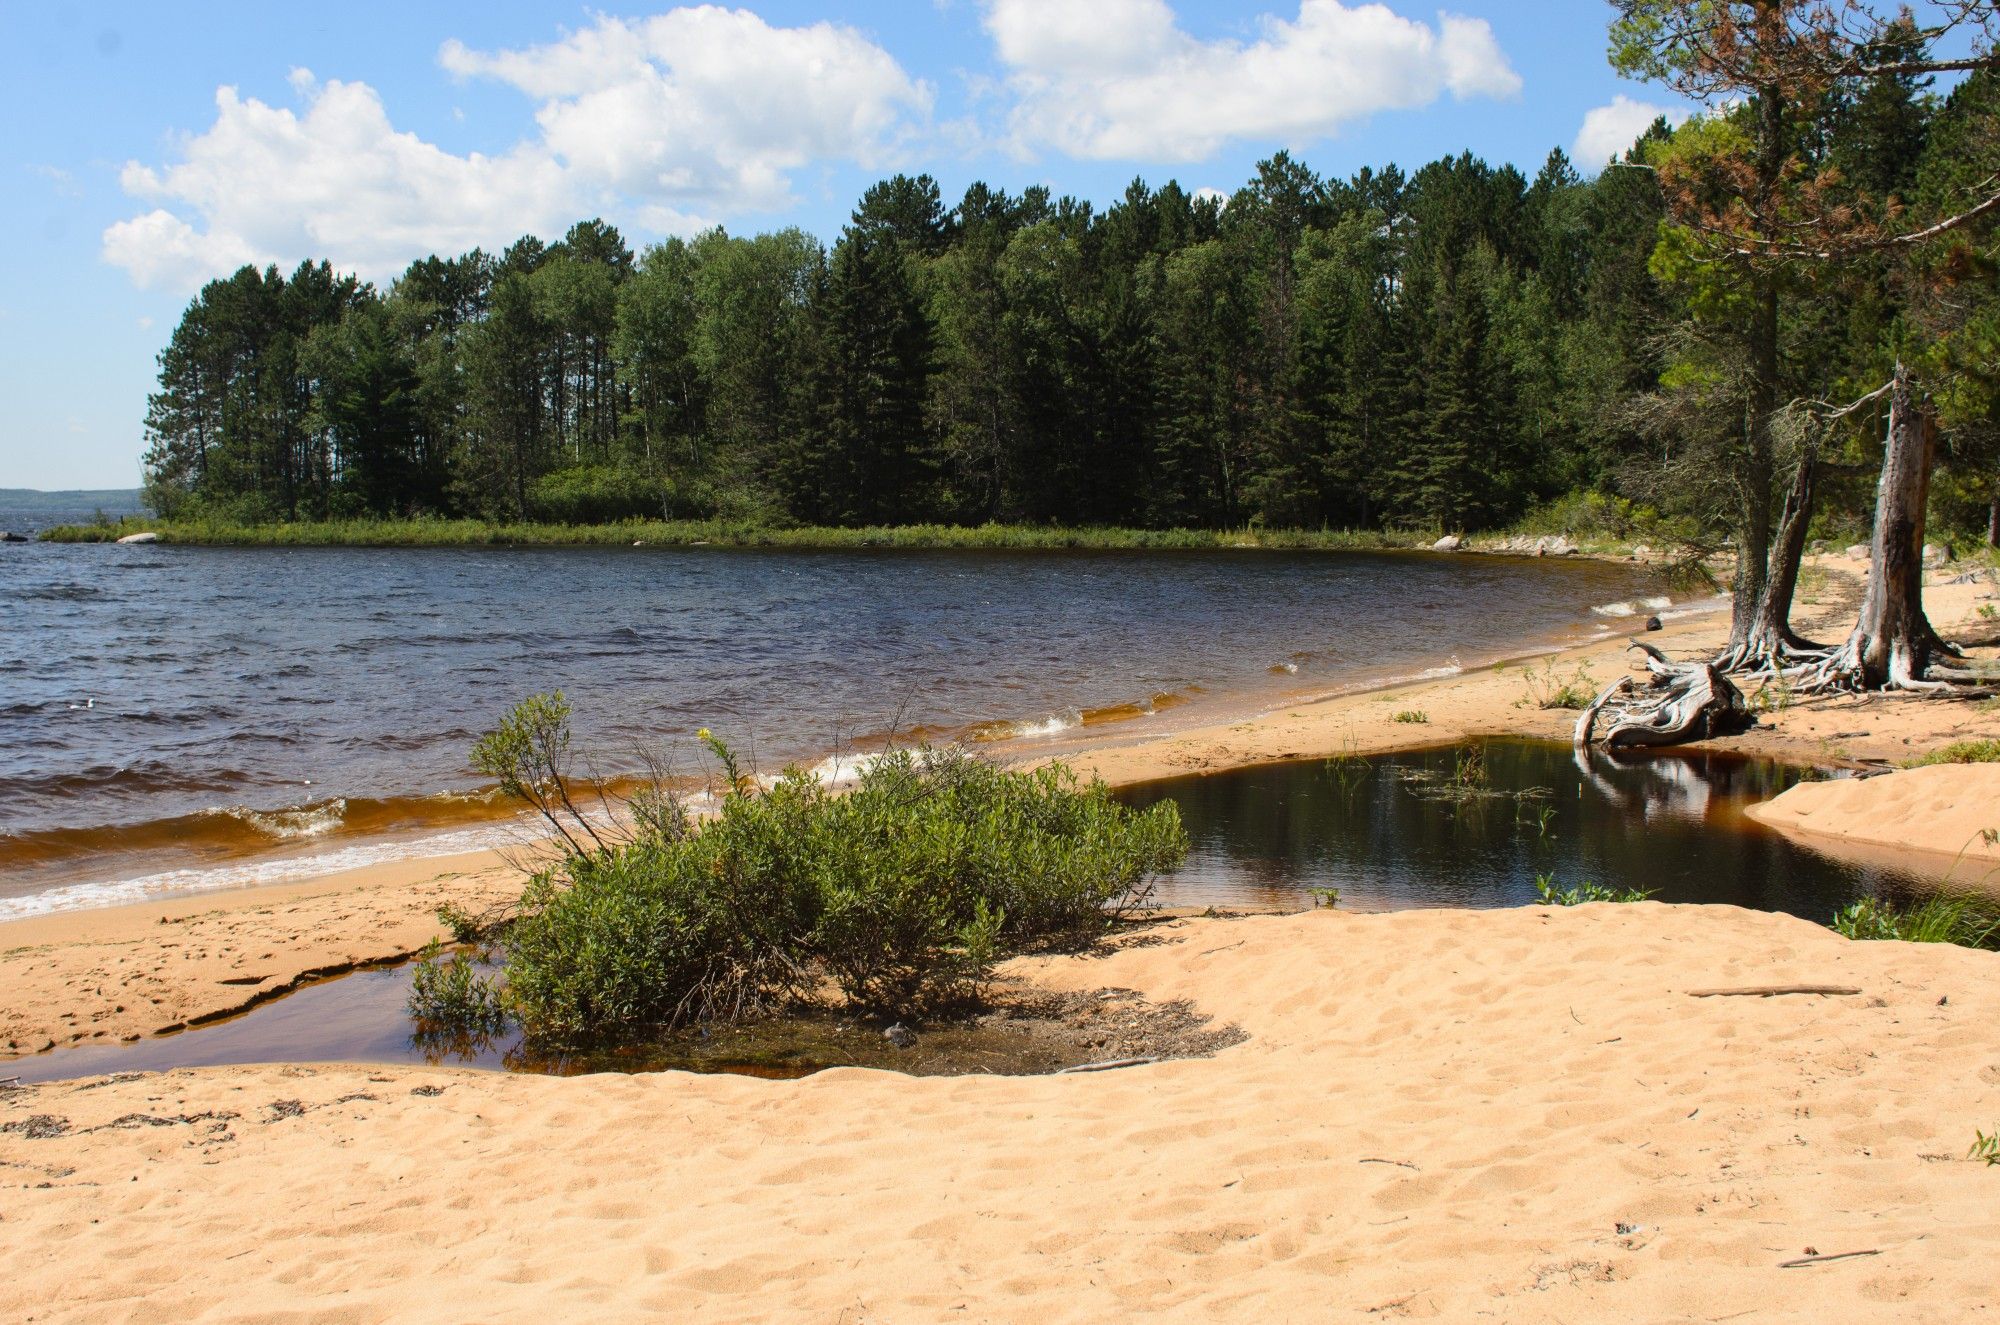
xmin=7 ymin=740 xmax=1939 ymax=1086
xmin=1125 ymin=739 xmax=1943 ymax=917
xmin=1 ymin=540 xmax=1672 ymax=915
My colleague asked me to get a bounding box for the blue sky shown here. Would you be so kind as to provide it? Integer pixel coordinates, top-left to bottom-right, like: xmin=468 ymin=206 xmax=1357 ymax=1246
xmin=0 ymin=1 xmax=1685 ymax=490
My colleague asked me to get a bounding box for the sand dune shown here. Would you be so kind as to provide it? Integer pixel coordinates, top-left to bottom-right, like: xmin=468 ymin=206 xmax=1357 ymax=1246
xmin=4 ymin=903 xmax=1998 ymax=1322
xmin=1749 ymin=764 xmax=2000 ymax=883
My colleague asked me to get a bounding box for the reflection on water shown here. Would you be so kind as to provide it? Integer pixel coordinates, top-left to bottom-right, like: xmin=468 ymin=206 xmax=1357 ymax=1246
xmin=1119 ymin=739 xmax=1941 ymax=919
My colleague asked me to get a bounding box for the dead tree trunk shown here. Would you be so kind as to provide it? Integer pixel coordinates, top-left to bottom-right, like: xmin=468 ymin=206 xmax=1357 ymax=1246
xmin=1802 ymin=365 xmax=1965 ymax=692
xmin=1576 ymin=642 xmax=1754 ymax=749
xmin=1716 ymin=445 xmax=1827 ymax=674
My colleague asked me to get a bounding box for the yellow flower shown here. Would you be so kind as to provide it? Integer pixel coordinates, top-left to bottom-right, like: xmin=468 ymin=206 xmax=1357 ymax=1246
xmin=697 ymin=728 xmax=712 ymax=741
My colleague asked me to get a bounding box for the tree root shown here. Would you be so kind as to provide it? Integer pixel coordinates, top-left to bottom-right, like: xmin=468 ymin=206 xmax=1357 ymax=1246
xmin=1774 ymin=635 xmax=1988 ymax=695
xmin=1575 ymin=644 xmax=1755 ymax=749
xmin=1709 ymin=624 xmax=1839 ymax=681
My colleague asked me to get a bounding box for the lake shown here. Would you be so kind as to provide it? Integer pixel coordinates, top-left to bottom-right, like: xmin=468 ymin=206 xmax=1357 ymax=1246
xmin=1 ymin=537 xmax=1673 ymax=915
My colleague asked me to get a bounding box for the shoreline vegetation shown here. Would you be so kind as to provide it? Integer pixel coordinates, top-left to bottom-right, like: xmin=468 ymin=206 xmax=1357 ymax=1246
xmin=37 ymin=511 xmax=1710 ymax=564
xmin=40 ymin=514 xmax=1441 ymax=550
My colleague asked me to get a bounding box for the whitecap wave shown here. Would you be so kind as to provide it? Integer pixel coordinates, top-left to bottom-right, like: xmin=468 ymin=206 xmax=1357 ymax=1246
xmin=799 ymin=751 xmax=884 ymax=788
xmin=970 ymin=711 xmax=1082 ymax=742
xmin=211 ymin=798 xmax=349 ymax=841
xmin=0 ymin=820 xmax=525 ymax=924
xmin=1591 ymin=595 xmax=1675 ymax=618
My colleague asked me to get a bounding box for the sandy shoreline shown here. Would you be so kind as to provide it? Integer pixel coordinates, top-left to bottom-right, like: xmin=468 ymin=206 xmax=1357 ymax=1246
xmin=4 ymin=551 xmax=2000 ymax=1321
xmin=5 ymin=553 xmax=1997 ymax=1062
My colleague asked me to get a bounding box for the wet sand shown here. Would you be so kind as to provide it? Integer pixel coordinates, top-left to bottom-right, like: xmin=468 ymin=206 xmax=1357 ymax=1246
xmin=3 ymin=551 xmax=1999 ymax=1322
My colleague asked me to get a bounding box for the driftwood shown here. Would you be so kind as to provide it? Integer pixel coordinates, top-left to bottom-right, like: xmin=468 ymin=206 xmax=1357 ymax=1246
xmin=1778 ymin=1249 xmax=1880 ymax=1269
xmin=1056 ymin=1056 xmax=1157 ymax=1074
xmin=1685 ymin=985 xmax=1861 ymax=998
xmin=1575 ymin=642 xmax=1753 ymax=750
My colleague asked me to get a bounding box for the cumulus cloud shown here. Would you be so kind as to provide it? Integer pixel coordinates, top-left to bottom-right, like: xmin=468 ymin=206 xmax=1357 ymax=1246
xmin=440 ymin=7 xmax=930 ymax=211
xmin=102 ymin=7 xmax=931 ymax=292
xmin=1572 ymin=94 xmax=1685 ymax=171
xmin=981 ymin=0 xmax=1520 ymax=161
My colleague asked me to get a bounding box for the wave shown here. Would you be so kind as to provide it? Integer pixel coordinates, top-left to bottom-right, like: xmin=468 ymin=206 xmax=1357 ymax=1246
xmin=0 ymin=760 xmax=260 ymax=802
xmin=1591 ymin=595 xmax=1676 ymax=619
xmin=0 ymin=821 xmax=529 ymax=924
xmin=14 ymin=584 xmax=108 ymax=602
xmin=0 ymin=786 xmax=517 ymax=873
xmin=966 ymin=710 xmax=1083 ymax=742
xmin=206 ymin=799 xmax=349 ymax=842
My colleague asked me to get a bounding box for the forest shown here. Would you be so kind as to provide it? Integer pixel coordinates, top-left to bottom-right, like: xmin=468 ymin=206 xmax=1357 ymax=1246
xmin=138 ymin=6 xmax=2000 ymax=561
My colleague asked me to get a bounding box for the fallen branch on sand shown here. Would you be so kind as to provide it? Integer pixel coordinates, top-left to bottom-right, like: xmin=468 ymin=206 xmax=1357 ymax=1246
xmin=1358 ymin=1157 xmax=1421 ymax=1170
xmin=1685 ymin=985 xmax=1861 ymax=998
xmin=1056 ymin=1057 xmax=1158 ymax=1074
xmin=1778 ymin=1249 xmax=1880 ymax=1268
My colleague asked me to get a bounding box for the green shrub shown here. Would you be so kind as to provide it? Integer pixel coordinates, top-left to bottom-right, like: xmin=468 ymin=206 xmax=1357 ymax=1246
xmin=498 ymin=735 xmax=1187 ymax=1042
xmin=435 ymin=902 xmax=485 ymax=944
xmin=526 ymin=465 xmax=715 ymax=523
xmin=1392 ymin=710 xmax=1429 ymax=724
xmin=1972 ymin=1129 xmax=2000 ymax=1166
xmin=1535 ymin=874 xmax=1653 ymax=905
xmin=407 ymin=941 xmax=508 ymax=1033
xmin=1904 ymin=740 xmax=2000 ymax=767
xmin=1831 ymin=896 xmax=1999 ymax=947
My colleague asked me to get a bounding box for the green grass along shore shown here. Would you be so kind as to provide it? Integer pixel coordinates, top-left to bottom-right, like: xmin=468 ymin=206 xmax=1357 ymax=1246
xmin=43 ymin=516 xmax=1459 ymax=552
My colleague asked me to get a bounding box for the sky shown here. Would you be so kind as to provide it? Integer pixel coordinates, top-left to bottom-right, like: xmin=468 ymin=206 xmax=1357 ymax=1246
xmin=0 ymin=1 xmax=1690 ymax=491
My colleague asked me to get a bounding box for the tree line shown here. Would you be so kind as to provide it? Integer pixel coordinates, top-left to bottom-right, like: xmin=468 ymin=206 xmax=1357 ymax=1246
xmin=140 ymin=6 xmax=2000 ymax=593
xmin=139 ymin=147 xmax=1676 ymax=532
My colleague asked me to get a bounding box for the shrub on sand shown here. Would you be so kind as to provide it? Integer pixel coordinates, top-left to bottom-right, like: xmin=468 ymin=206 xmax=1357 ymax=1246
xmin=1903 ymin=739 xmax=2000 ymax=768
xmin=1534 ymin=874 xmax=1653 ymax=905
xmin=486 ymin=708 xmax=1188 ymax=1043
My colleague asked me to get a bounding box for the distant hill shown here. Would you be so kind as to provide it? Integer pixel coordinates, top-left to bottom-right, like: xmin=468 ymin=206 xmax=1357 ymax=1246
xmin=0 ymin=488 xmax=146 ymax=514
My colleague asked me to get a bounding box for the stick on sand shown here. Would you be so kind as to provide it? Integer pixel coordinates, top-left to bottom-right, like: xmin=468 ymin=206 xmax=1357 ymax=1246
xmin=1686 ymin=985 xmax=1862 ymax=998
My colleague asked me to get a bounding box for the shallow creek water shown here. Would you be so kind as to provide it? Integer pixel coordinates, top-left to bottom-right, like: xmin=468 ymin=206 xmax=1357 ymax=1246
xmin=8 ymin=740 xmax=1946 ymax=1085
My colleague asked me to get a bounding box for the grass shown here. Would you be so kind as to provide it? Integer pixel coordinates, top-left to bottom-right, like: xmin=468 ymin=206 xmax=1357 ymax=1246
xmin=1903 ymin=740 xmax=2000 ymax=767
xmin=1398 ymin=740 xmax=1553 ymax=807
xmin=1972 ymin=1129 xmax=2000 ymax=1166
xmin=1534 ymin=874 xmax=1654 ymax=905
xmin=1516 ymin=659 xmax=1599 ymax=711
xmin=43 ymin=514 xmax=1443 ymax=553
xmin=1831 ymin=895 xmax=2000 ymax=947
xmin=1750 ymin=673 xmax=1797 ymax=714
xmin=1392 ymin=710 xmax=1430 ymax=724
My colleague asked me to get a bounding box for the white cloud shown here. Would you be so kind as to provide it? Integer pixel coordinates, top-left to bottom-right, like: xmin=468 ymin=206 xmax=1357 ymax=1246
xmin=1572 ymin=95 xmax=1685 ymax=171
xmin=981 ymin=0 xmax=1520 ymax=161
xmin=441 ymin=8 xmax=931 ymax=211
xmin=102 ymin=7 xmax=931 ymax=293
